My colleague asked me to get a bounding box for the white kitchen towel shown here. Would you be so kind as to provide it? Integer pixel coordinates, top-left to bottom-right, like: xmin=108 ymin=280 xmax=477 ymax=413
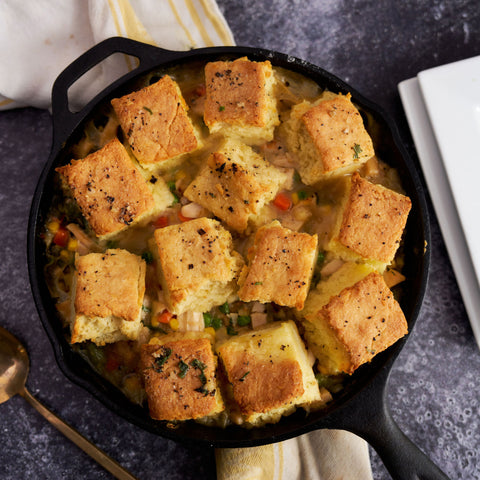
xmin=0 ymin=1 xmax=374 ymax=478
xmin=0 ymin=0 xmax=234 ymax=110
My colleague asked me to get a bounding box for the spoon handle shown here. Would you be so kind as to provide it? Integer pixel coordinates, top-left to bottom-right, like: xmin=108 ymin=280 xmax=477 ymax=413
xmin=20 ymin=387 xmax=139 ymax=480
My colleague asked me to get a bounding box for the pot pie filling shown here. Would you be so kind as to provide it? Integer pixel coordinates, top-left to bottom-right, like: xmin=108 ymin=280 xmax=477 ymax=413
xmin=43 ymin=57 xmax=410 ymax=427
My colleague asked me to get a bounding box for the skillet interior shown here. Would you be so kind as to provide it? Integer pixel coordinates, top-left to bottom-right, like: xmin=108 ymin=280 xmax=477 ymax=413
xmin=28 ymin=41 xmax=430 ymax=448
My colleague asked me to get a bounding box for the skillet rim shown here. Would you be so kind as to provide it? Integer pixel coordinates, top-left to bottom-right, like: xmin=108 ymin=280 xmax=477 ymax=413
xmin=27 ymin=39 xmax=431 ymax=448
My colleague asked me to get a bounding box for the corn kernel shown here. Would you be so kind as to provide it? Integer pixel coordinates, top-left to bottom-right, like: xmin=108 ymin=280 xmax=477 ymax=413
xmin=60 ymin=249 xmax=70 ymax=260
xmin=149 ymin=336 xmax=161 ymax=345
xmin=67 ymin=238 xmax=78 ymax=251
xmin=204 ymin=327 xmax=216 ymax=337
xmin=169 ymin=317 xmax=180 ymax=331
xmin=123 ymin=375 xmax=141 ymax=392
xmin=292 ymin=192 xmax=300 ymax=205
xmin=175 ymin=170 xmax=187 ymax=181
xmin=47 ymin=220 xmax=60 ymax=233
xmin=151 ymin=315 xmax=160 ymax=328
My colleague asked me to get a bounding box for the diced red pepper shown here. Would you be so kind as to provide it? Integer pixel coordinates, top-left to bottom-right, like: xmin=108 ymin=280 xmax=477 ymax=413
xmin=53 ymin=228 xmax=69 ymax=247
xmin=192 ymin=84 xmax=206 ymax=97
xmin=273 ymin=192 xmax=292 ymax=211
xmin=105 ymin=354 xmax=120 ymax=372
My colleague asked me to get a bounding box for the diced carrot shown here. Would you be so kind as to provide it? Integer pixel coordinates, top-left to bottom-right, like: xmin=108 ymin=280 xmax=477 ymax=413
xmin=157 ymin=310 xmax=174 ymax=324
xmin=153 ymin=215 xmax=169 ymax=228
xmin=178 ymin=211 xmax=191 ymax=222
xmin=53 ymin=228 xmax=69 ymax=247
xmin=263 ymin=140 xmax=281 ymax=151
xmin=273 ymin=192 xmax=292 ymax=211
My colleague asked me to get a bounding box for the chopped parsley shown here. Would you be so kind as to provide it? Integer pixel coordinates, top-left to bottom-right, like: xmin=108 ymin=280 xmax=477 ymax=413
xmin=352 ymin=143 xmax=362 ymax=159
xmin=143 ymin=106 xmax=153 ymax=114
xmin=141 ymin=305 xmax=151 ymax=313
xmin=254 ymin=281 xmax=263 ymax=285
xmin=218 ymin=105 xmax=225 ymax=112
xmin=178 ymin=360 xmax=189 ymax=378
xmin=239 ymin=371 xmax=250 ymax=382
xmin=152 ymin=347 xmax=172 ymax=373
xmin=190 ymin=359 xmax=207 ymax=386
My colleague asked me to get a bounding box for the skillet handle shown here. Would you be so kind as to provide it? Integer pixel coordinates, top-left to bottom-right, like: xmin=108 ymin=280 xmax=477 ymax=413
xmin=50 ymin=37 xmax=183 ymax=151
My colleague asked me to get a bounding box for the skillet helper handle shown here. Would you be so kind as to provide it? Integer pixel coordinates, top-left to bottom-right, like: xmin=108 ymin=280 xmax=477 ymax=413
xmin=50 ymin=36 xmax=181 ymax=150
xmin=327 ymin=363 xmax=450 ymax=480
xmin=20 ymin=387 xmax=139 ymax=480
xmin=361 ymin=399 xmax=450 ymax=480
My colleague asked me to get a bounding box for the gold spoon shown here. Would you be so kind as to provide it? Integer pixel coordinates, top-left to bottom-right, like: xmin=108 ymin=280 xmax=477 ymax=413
xmin=0 ymin=325 xmax=138 ymax=480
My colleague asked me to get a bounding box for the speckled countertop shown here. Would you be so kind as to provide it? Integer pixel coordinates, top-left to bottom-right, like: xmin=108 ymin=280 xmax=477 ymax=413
xmin=0 ymin=1 xmax=479 ymax=479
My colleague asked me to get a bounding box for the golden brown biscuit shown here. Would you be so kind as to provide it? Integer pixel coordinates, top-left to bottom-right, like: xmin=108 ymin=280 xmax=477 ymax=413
xmin=184 ymin=139 xmax=287 ymax=232
xmin=111 ymin=75 xmax=198 ymax=168
xmin=238 ymin=221 xmax=318 ymax=310
xmin=204 ymin=58 xmax=279 ymax=144
xmin=56 ymin=138 xmax=173 ymax=239
xmin=328 ymin=172 xmax=411 ymax=271
xmin=217 ymin=321 xmax=321 ymax=426
xmin=300 ymin=263 xmax=408 ymax=375
xmin=70 ymin=249 xmax=146 ymax=345
xmin=140 ymin=335 xmax=224 ymax=421
xmin=150 ymin=217 xmax=244 ymax=314
xmin=283 ymin=93 xmax=374 ymax=184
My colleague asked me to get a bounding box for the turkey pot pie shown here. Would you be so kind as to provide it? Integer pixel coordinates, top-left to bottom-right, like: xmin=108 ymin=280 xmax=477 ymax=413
xmin=45 ymin=57 xmax=411 ymax=427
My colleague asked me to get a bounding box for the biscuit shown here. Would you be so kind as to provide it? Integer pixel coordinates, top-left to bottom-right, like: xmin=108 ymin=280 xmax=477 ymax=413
xmin=150 ymin=217 xmax=244 ymax=314
xmin=204 ymin=58 xmax=279 ymax=144
xmin=140 ymin=333 xmax=224 ymax=421
xmin=238 ymin=220 xmax=318 ymax=309
xmin=327 ymin=172 xmax=411 ymax=271
xmin=283 ymin=92 xmax=374 ymax=184
xmin=184 ymin=139 xmax=287 ymax=232
xmin=111 ymin=75 xmax=198 ymax=169
xmin=56 ymin=138 xmax=174 ymax=240
xmin=300 ymin=262 xmax=408 ymax=374
xmin=70 ymin=249 xmax=146 ymax=345
xmin=217 ymin=320 xmax=321 ymax=426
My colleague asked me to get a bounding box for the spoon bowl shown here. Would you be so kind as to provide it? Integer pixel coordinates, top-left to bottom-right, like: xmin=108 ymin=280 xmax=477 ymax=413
xmin=0 ymin=326 xmax=29 ymax=404
xmin=0 ymin=324 xmax=137 ymax=480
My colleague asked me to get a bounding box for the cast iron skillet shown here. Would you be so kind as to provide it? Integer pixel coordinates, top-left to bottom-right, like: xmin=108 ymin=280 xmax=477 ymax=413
xmin=28 ymin=37 xmax=448 ymax=480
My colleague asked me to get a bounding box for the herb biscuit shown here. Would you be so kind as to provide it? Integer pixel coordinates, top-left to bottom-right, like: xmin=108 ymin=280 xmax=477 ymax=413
xmin=204 ymin=58 xmax=279 ymax=145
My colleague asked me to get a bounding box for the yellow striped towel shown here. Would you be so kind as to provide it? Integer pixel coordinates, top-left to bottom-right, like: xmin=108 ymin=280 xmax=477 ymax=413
xmin=0 ymin=0 xmax=234 ymax=110
xmin=217 ymin=430 xmax=373 ymax=480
